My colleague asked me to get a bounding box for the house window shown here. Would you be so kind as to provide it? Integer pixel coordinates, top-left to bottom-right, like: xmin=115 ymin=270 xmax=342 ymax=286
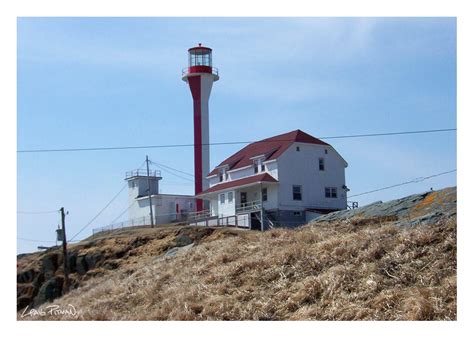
xmin=293 ymin=211 xmax=302 ymax=216
xmin=220 ymin=193 xmax=225 ymax=204
xmin=319 ymin=158 xmax=325 ymax=171
xmin=296 ymin=146 xmax=300 ymax=152
xmin=254 ymin=163 xmax=259 ymax=174
xmin=228 ymin=191 xmax=233 ymax=203
xmin=325 ymin=149 xmax=328 ymax=154
xmin=325 ymin=187 xmax=337 ymax=198
xmin=293 ymin=185 xmax=302 ymax=201
xmin=262 ymin=188 xmax=268 ymax=202
xmin=261 ymin=164 xmax=265 ymax=172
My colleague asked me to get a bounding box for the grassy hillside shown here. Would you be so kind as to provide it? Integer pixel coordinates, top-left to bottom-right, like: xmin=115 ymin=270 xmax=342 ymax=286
xmin=18 ymin=187 xmax=456 ymax=320
xmin=19 ymin=219 xmax=455 ymax=320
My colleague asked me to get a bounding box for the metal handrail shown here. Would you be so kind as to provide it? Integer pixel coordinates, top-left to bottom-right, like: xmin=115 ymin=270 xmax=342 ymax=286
xmin=186 ymin=209 xmax=212 ymax=221
xmin=236 ymin=201 xmax=261 ymax=214
xmin=125 ymin=169 xmax=162 ymax=179
xmin=182 ymin=67 xmax=219 ymax=77
xmin=92 ymin=211 xmax=190 ymax=235
xmin=347 ymin=201 xmax=359 ymax=209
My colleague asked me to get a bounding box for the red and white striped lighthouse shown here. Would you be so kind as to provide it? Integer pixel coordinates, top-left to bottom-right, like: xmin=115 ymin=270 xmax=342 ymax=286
xmin=182 ymin=44 xmax=219 ymax=211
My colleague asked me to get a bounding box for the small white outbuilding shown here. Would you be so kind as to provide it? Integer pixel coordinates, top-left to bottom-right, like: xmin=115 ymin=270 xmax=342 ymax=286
xmin=125 ymin=169 xmax=196 ymax=226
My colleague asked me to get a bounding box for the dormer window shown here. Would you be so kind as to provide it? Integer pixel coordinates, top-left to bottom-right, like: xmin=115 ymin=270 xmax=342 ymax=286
xmin=253 ymin=158 xmax=264 ymax=174
xmin=219 ymin=168 xmax=227 ymax=182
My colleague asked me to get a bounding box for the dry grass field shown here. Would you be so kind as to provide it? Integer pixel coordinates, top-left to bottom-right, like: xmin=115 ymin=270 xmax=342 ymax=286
xmin=21 ymin=215 xmax=456 ymax=320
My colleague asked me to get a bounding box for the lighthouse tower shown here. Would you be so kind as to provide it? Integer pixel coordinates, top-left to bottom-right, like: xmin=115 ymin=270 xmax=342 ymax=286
xmin=182 ymin=44 xmax=219 ymax=211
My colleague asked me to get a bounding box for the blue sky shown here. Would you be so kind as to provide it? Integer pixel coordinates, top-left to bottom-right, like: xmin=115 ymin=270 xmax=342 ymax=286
xmin=17 ymin=17 xmax=456 ymax=253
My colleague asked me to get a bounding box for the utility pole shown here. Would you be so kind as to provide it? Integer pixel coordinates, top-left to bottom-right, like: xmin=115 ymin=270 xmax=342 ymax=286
xmin=60 ymin=207 xmax=70 ymax=293
xmin=260 ymin=183 xmax=264 ymax=232
xmin=146 ymin=155 xmax=155 ymax=228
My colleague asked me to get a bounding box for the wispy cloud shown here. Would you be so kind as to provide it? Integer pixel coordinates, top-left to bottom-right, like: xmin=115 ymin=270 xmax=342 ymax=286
xmin=17 ymin=19 xmax=184 ymax=79
xmin=18 ymin=18 xmax=379 ymax=77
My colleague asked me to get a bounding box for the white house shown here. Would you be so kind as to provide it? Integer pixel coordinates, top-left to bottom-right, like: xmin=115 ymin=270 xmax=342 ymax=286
xmin=125 ymin=169 xmax=196 ymax=226
xmin=191 ymin=129 xmax=349 ymax=230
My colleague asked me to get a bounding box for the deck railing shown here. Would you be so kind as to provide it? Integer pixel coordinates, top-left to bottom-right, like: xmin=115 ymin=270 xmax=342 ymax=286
xmin=125 ymin=169 xmax=162 ymax=179
xmin=182 ymin=66 xmax=219 ymax=77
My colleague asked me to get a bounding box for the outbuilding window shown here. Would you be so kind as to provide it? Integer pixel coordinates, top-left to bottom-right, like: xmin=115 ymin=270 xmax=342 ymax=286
xmin=293 ymin=185 xmax=302 ymax=201
xmin=325 ymin=187 xmax=337 ymax=198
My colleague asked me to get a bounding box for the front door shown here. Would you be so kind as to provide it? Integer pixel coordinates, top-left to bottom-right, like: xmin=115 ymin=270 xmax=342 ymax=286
xmin=240 ymin=192 xmax=247 ymax=207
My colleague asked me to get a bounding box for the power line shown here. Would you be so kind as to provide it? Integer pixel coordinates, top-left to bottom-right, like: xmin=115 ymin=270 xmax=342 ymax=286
xmin=17 ymin=210 xmax=59 ymax=214
xmin=68 ymin=160 xmax=147 ymax=241
xmin=19 ymin=169 xmax=457 ymax=245
xmin=68 ymin=183 xmax=128 ymax=241
xmin=150 ymin=161 xmax=194 ymax=182
xmin=17 ymin=128 xmax=456 ymax=153
xmin=17 ymin=237 xmax=57 ymax=243
xmin=161 ymin=182 xmax=194 ymax=186
xmin=150 ymin=161 xmax=194 ymax=177
xmin=319 ymin=128 xmax=456 ymax=140
xmin=17 ymin=162 xmax=456 ymax=244
xmin=348 ymin=169 xmax=457 ymax=198
xmin=108 ymin=202 xmax=134 ymax=225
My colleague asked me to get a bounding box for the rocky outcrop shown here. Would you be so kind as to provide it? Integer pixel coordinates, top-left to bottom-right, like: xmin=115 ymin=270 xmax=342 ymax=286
xmin=314 ymin=186 xmax=456 ymax=226
xmin=17 ymin=225 xmax=218 ymax=311
xmin=33 ymin=276 xmax=64 ymax=307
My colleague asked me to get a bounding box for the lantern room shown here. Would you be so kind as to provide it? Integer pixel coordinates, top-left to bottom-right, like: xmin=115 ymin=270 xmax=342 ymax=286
xmin=182 ymin=43 xmax=219 ymax=81
xmin=189 ymin=45 xmax=212 ymax=67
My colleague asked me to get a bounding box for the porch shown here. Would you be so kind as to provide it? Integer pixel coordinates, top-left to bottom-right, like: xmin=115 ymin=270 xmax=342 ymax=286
xmin=188 ymin=173 xmax=279 ymax=230
xmin=187 ymin=201 xmax=264 ymax=229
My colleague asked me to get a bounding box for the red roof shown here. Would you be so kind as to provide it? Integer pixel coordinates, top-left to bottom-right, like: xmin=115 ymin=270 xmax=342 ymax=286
xmin=207 ymin=129 xmax=329 ymax=177
xmin=198 ymin=173 xmax=278 ymax=195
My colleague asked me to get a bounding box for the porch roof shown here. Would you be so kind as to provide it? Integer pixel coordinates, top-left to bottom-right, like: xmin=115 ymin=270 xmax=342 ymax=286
xmin=197 ymin=173 xmax=278 ymax=196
